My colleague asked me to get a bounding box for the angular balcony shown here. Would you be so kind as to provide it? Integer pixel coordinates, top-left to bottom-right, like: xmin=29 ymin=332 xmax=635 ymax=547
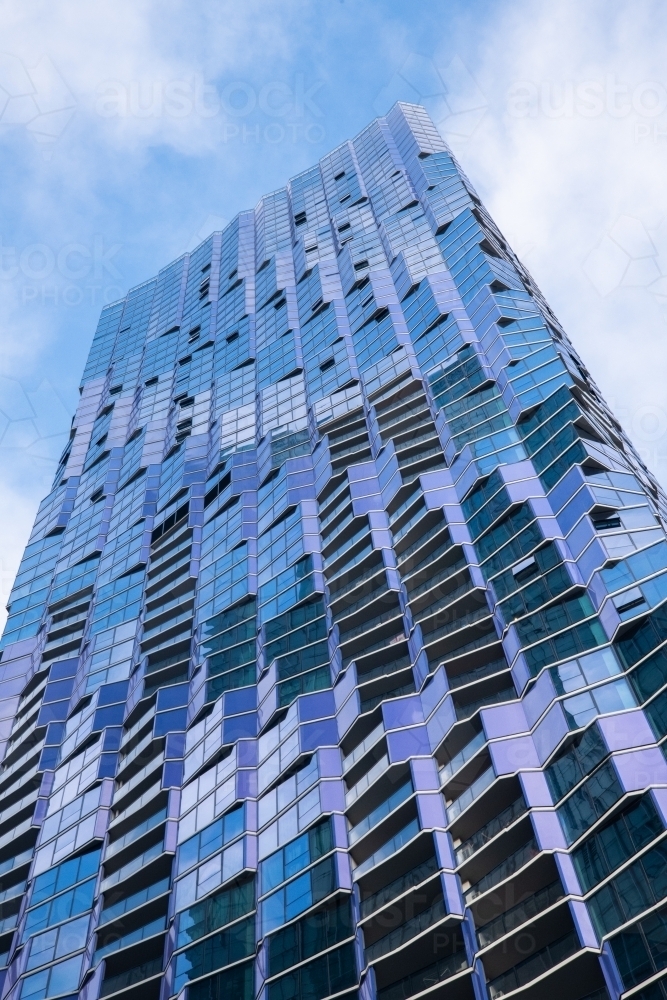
xmin=322 ymin=493 xmax=356 ymax=544
xmin=330 ymin=438 xmax=372 ymax=472
xmin=477 ymin=880 xmax=564 ymax=948
xmin=398 ymin=445 xmax=446 ymax=482
xmin=487 ymin=930 xmax=581 ymax=998
xmin=323 ymin=514 xmax=370 ymax=577
xmin=421 ymin=606 xmax=496 ymax=670
xmin=412 ymin=580 xmax=479 ymax=632
xmin=327 ymin=552 xmax=385 ymax=603
xmin=349 ymin=779 xmax=414 ymax=852
xmin=105 ymin=806 xmax=167 ymax=866
xmin=338 ymin=601 xmax=404 ymax=664
xmin=335 ymin=581 xmax=396 ymax=630
xmin=99 ymin=955 xmax=163 ymax=999
xmin=447 ymin=772 xmax=526 ymax=858
xmin=439 ymin=730 xmax=486 ymax=786
xmin=465 ymin=838 xmax=540 ymax=904
xmin=447 ymin=657 xmax=509 ymax=691
xmin=342 ymin=721 xmax=386 ymax=777
xmin=397 ymin=521 xmax=452 ymax=570
xmin=346 ymin=754 xmax=390 ymax=808
xmin=101 ymin=838 xmax=170 ymax=894
xmin=447 ymin=765 xmax=496 ymax=823
xmin=349 ymin=627 xmax=409 ymax=673
xmin=354 ymin=818 xmax=422 ymax=881
xmin=94 ymin=915 xmax=166 ymax=963
xmin=318 ymin=486 xmax=352 ymax=531
xmin=379 ymin=399 xmax=433 ymax=436
xmin=405 ymin=555 xmax=469 ymax=606
xmin=360 ymin=853 xmax=440 ymax=921
xmin=365 ymin=893 xmax=448 ymax=963
xmin=360 ymin=679 xmax=416 ymax=716
xmin=454 ymin=682 xmax=517 ymax=723
xmin=376 ymin=948 xmax=471 ymax=1000
xmin=455 ymin=795 xmax=527 ymax=865
xmin=322 ymin=511 xmax=369 ymax=558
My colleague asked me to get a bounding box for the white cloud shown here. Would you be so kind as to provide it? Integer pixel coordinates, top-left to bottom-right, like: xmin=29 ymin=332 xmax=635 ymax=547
xmin=446 ymin=0 xmax=667 ymax=482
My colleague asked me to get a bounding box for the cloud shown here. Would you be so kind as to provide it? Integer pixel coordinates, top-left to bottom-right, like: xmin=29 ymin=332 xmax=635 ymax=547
xmin=0 ymin=52 xmax=76 ymax=150
xmin=449 ymin=0 xmax=667 ymax=481
xmin=373 ymin=53 xmax=487 ymax=141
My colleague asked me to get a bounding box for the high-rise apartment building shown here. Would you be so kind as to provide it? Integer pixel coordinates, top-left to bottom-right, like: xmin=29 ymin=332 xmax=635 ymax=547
xmin=1 ymin=102 xmax=667 ymax=1000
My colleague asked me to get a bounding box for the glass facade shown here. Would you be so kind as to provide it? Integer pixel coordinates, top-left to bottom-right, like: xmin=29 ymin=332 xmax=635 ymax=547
xmin=1 ymin=101 xmax=667 ymax=1000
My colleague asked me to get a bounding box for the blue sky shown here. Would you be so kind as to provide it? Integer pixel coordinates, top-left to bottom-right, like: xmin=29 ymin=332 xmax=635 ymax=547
xmin=1 ymin=0 xmax=666 ymax=622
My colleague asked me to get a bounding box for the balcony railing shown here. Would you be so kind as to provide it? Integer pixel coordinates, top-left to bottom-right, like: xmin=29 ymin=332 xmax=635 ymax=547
xmin=99 ymin=876 xmax=170 ymax=924
xmin=440 ymin=730 xmax=486 ymax=785
xmin=353 ymin=631 xmax=407 ymax=665
xmin=377 ymin=950 xmax=469 ymax=1000
xmin=0 ymin=881 xmax=25 ymax=905
xmin=101 ymin=839 xmax=165 ymax=892
xmin=0 ymin=915 xmax=17 ymax=935
xmin=100 ymin=956 xmax=163 ymax=997
xmin=329 ymin=557 xmax=384 ymax=599
xmin=325 ymin=539 xmax=372 ymax=577
xmin=448 ymin=658 xmax=508 ymax=690
xmin=0 ymin=848 xmax=33 ymax=878
xmin=455 ymin=686 xmax=516 ymax=722
xmin=407 ymin=557 xmax=468 ymax=599
xmin=395 ymin=429 xmax=440 ymax=454
xmin=389 ymin=488 xmax=422 ymax=527
xmin=399 ymin=525 xmax=451 ymax=566
xmin=360 ymin=680 xmax=414 ymax=715
xmin=354 ymin=818 xmax=420 ymax=879
xmin=487 ymin=929 xmax=579 ymax=997
xmin=335 ymin=585 xmax=389 ymax=624
xmin=349 ymin=781 xmax=413 ymax=845
xmin=343 ymin=722 xmax=385 ymax=773
xmin=339 ymin=604 xmax=403 ymax=644
xmin=360 ymin=854 xmax=440 ymax=919
xmin=414 ymin=580 xmax=477 ymax=623
xmin=95 ymin=915 xmax=166 ymax=962
xmin=380 ymin=402 xmax=430 ymax=433
xmin=393 ymin=505 xmax=429 ymax=544
xmin=422 ymin=605 xmax=491 ymax=645
xmin=331 ymin=440 xmax=371 ymax=463
xmin=447 ymin=765 xmax=495 ymax=822
xmin=347 ymin=755 xmax=389 ymax=807
xmin=105 ymin=807 xmax=166 ymax=859
xmin=321 ymin=508 xmax=357 ymax=548
xmin=398 ymin=445 xmax=444 ymax=468
xmin=477 ymin=880 xmax=563 ymax=948
xmin=465 ymin=839 xmax=539 ymax=903
xmin=358 ymin=653 xmax=412 ymax=687
xmin=365 ymin=895 xmax=447 ymax=962
xmin=319 ymin=478 xmax=350 ymax=520
xmin=455 ymin=796 xmax=527 ymax=865
xmin=319 ymin=491 xmax=351 ymax=530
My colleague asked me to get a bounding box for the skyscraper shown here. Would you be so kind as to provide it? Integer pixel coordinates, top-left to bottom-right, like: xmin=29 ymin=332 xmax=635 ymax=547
xmin=1 ymin=100 xmax=666 ymax=1000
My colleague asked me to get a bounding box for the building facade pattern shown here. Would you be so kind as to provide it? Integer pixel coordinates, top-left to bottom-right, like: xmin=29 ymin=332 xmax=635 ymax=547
xmin=0 ymin=102 xmax=666 ymax=1000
